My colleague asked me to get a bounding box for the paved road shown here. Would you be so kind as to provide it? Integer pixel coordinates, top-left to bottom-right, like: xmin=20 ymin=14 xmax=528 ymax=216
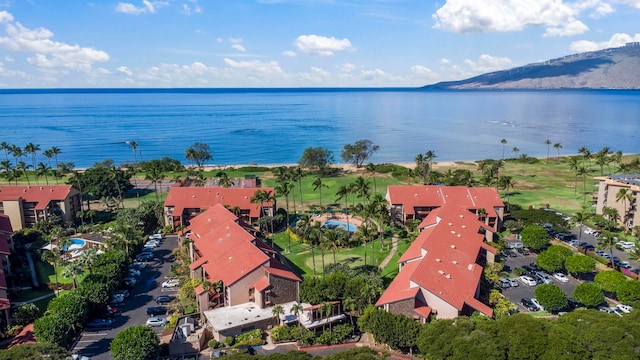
xmin=71 ymin=235 xmax=179 ymax=359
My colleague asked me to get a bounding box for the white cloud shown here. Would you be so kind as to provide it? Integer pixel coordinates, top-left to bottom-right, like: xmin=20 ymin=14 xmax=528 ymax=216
xmin=182 ymin=0 xmax=202 ymax=15
xmin=570 ymin=32 xmax=640 ymax=52
xmin=229 ymin=38 xmax=243 ymax=44
xmin=543 ymin=19 xmax=589 ymax=37
xmin=232 ymin=44 xmax=246 ymax=52
xmin=338 ymin=63 xmax=356 ymax=72
xmin=411 ymin=65 xmax=436 ymax=78
xmin=223 ymin=58 xmax=283 ymax=76
xmin=440 ymin=58 xmax=451 ymax=64
xmin=4 ymin=55 xmax=13 ymax=62
xmin=0 ymin=11 xmax=13 ymax=24
xmin=0 ymin=13 xmax=109 ymax=71
xmin=282 ymin=50 xmax=297 ymax=57
xmin=464 ymin=54 xmax=513 ymax=73
xmin=293 ymin=35 xmax=354 ymax=56
xmin=118 ymin=66 xmax=133 ymax=76
xmin=618 ymin=0 xmax=640 ymax=9
xmin=115 ymin=1 xmax=168 ymax=15
xmin=432 ymin=0 xmax=592 ymax=37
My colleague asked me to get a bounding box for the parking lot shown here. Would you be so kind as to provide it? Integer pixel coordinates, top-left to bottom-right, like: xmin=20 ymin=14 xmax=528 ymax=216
xmin=500 ymin=225 xmax=638 ymax=314
xmin=71 ymin=235 xmax=178 ymax=359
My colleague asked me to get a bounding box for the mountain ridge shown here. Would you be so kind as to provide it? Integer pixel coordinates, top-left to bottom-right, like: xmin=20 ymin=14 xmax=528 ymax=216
xmin=423 ymin=43 xmax=640 ymax=90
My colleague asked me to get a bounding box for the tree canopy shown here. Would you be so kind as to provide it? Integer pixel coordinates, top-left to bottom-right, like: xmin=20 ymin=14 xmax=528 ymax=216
xmin=565 ymin=255 xmax=595 ymax=278
xmin=298 ymin=147 xmax=334 ymax=174
xmin=573 ymin=282 xmax=605 ymax=307
xmin=185 ymin=142 xmax=212 ymax=169
xmin=0 ymin=343 xmax=70 ymax=360
xmin=520 ymin=225 xmax=549 ymax=251
xmin=110 ymin=325 xmax=160 ymax=360
xmin=535 ymin=284 xmax=568 ymax=311
xmin=340 ymin=139 xmax=379 ymax=168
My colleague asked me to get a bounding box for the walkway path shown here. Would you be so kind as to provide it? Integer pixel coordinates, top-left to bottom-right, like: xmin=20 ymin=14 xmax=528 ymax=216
xmin=378 ymin=234 xmax=398 ymax=269
xmin=24 ymin=249 xmax=39 ymax=288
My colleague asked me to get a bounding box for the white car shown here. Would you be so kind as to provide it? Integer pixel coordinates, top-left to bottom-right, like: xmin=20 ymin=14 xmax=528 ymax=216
xmin=507 ymin=278 xmax=519 ymax=287
xmin=531 ymin=298 xmax=545 ymax=311
xmin=162 ymin=278 xmax=180 ymax=288
xmin=616 ymin=304 xmax=633 ymax=313
xmin=145 ymin=317 xmax=167 ymax=327
xmin=149 ymin=234 xmax=163 ymax=240
xmin=552 ymin=273 xmax=569 ymax=283
xmin=519 ymin=275 xmax=537 ymax=286
xmin=617 ymin=241 xmax=637 ymax=250
xmin=145 ymin=241 xmax=160 ymax=248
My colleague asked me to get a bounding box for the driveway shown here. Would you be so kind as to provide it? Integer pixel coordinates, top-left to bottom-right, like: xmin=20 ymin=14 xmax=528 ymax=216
xmin=71 ymin=235 xmax=178 ymax=359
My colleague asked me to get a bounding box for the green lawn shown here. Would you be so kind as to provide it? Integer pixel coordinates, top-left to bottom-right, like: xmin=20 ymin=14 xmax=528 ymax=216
xmin=35 ymin=259 xmax=88 ymax=287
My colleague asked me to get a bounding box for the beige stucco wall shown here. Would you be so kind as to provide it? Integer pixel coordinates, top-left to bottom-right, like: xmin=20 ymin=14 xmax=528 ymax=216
xmin=420 ymin=288 xmax=459 ymax=319
xmin=227 ymin=266 xmax=266 ymax=306
xmin=2 ymin=200 xmax=25 ymax=231
xmin=596 ymin=181 xmax=639 ymax=229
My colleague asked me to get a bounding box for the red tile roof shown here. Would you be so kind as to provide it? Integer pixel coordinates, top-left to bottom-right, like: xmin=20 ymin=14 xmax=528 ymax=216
xmin=377 ymin=202 xmax=496 ymax=318
xmin=164 ymin=187 xmax=274 ymax=219
xmin=252 ymin=277 xmax=271 ymax=292
xmin=187 ymin=204 xmax=300 ymax=287
xmin=195 ymin=284 xmax=207 ymax=295
xmin=0 ymin=185 xmax=75 ymax=211
xmin=386 ymin=185 xmax=504 ymax=218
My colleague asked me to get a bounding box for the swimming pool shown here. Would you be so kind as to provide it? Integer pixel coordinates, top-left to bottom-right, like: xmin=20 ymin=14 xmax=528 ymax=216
xmin=322 ymin=221 xmax=357 ymax=232
xmin=62 ymin=238 xmax=86 ymax=251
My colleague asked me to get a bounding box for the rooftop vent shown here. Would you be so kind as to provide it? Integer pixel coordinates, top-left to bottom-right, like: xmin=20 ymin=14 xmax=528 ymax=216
xmin=457 ymin=234 xmax=461 ymax=238
xmin=451 ymin=230 xmax=456 ymax=234
xmin=450 ymin=244 xmax=456 ymax=249
xmin=438 ymin=270 xmax=445 ymax=275
xmin=228 ymin=256 xmax=233 ymax=261
xmin=448 ymin=222 xmax=453 ymax=226
xmin=452 ymin=260 xmax=458 ymax=265
xmin=459 ymin=214 xmax=464 ymax=218
xmin=435 ymin=258 xmax=441 ymax=262
xmin=445 ymin=274 xmax=452 ymax=279
xmin=461 ymin=225 xmax=466 ymax=229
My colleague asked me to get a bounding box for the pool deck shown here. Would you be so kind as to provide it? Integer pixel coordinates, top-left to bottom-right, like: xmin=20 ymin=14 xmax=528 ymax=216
xmin=313 ymin=213 xmax=363 ymax=228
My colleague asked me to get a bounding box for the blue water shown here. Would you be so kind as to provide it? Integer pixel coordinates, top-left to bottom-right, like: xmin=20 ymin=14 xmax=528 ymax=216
xmin=62 ymin=238 xmax=86 ymax=250
xmin=323 ymin=221 xmax=357 ymax=232
xmin=0 ymin=88 xmax=638 ymax=168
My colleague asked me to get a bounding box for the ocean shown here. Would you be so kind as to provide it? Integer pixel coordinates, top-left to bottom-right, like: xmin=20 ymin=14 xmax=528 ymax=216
xmin=0 ymin=88 xmax=638 ymax=168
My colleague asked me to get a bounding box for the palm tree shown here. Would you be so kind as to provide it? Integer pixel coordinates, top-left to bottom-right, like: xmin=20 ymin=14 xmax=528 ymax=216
xmin=309 ymin=221 xmax=325 ymax=274
xmin=290 ymin=303 xmax=304 ymax=325
xmin=129 ymin=140 xmax=138 ymax=164
xmin=77 ymin=248 xmax=98 ymax=275
xmin=519 ymin=153 xmax=528 ymax=175
xmin=217 ymin=172 xmax=232 ymax=187
xmin=571 ymin=209 xmax=591 ymax=240
xmin=41 ymin=250 xmax=60 ymax=295
xmin=567 ymin=156 xmax=580 ymax=195
xmin=544 ymin=139 xmax=551 ymax=161
xmin=292 ymin=167 xmax=305 ymax=212
xmin=578 ymin=146 xmax=592 ymax=171
xmin=0 ymin=142 xmax=9 ymax=161
xmin=271 ymin=304 xmax=284 ymax=326
xmin=312 ymin=176 xmax=328 ymax=210
xmin=319 ymin=302 xmax=334 ymax=333
xmin=23 ymin=143 xmax=40 ymax=181
xmin=500 ymin=139 xmax=507 ymax=160
xmin=597 ymin=230 xmax=619 ymax=267
xmin=616 ymin=188 xmax=634 ymax=230
xmin=498 ymin=175 xmax=515 ymax=212
xmin=512 ymin=146 xmax=519 ymax=160
xmin=48 ymin=146 xmax=62 ymax=169
xmin=602 ymin=206 xmax=620 ymax=223
xmin=553 ymin=143 xmax=562 ymax=159
xmin=355 ymin=222 xmax=374 ymax=266
xmin=322 ymin=228 xmax=341 ymax=265
xmin=61 ymin=262 xmax=84 ymax=289
xmin=335 ymin=184 xmax=351 ymax=232
xmin=365 ymin=163 xmax=378 ymax=193
xmin=425 ymin=150 xmax=437 ymax=181
xmin=16 ymin=161 xmax=31 ymax=185
xmin=415 ymin=153 xmax=427 ymax=184
xmin=36 ymin=162 xmax=50 ymax=184
xmin=8 ymin=145 xmax=22 ymax=166
xmin=352 ymin=176 xmax=371 ymax=205
xmin=296 ymin=215 xmax=317 ymax=277
xmin=145 ymin=164 xmax=165 ymax=201
xmin=275 ymin=180 xmax=294 ymax=252
xmin=251 ymin=189 xmax=275 ymax=239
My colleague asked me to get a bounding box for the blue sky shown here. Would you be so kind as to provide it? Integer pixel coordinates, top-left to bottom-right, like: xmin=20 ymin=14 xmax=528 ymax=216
xmin=0 ymin=0 xmax=639 ymax=88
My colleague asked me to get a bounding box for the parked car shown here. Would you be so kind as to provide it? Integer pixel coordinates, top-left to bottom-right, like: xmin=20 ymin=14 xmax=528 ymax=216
xmin=149 ymin=233 xmax=163 ymax=240
xmin=520 ymin=298 xmax=537 ymax=311
xmin=114 ymin=289 xmax=130 ymax=298
xmin=136 ymin=253 xmax=153 ymax=262
xmin=531 ymin=298 xmax=545 ymax=311
xmin=616 ymin=304 xmax=633 ymax=313
xmin=147 ymin=306 xmax=168 ymax=316
xmin=552 ymin=273 xmax=569 ymax=283
xmin=507 ymin=278 xmax=519 ymax=287
xmin=498 ymin=278 xmax=511 ymax=289
xmin=128 ymin=269 xmax=141 ymax=277
xmin=146 ymin=317 xmax=167 ymax=327
xmin=86 ymin=318 xmax=113 ymax=329
xmin=519 ymin=276 xmax=537 ymax=286
xmin=124 ymin=277 xmax=137 ymax=288
xmin=535 ymin=272 xmax=554 ymax=285
xmin=132 ymin=261 xmax=147 ymax=269
xmin=617 ymin=261 xmax=633 ymax=269
xmin=598 ymin=306 xmax=623 ymax=317
xmin=156 ymin=295 xmax=175 ymax=304
xmin=162 ymin=278 xmax=181 ymax=288
xmin=617 ymin=241 xmax=637 ymax=250
xmin=110 ymin=294 xmax=125 ymax=304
